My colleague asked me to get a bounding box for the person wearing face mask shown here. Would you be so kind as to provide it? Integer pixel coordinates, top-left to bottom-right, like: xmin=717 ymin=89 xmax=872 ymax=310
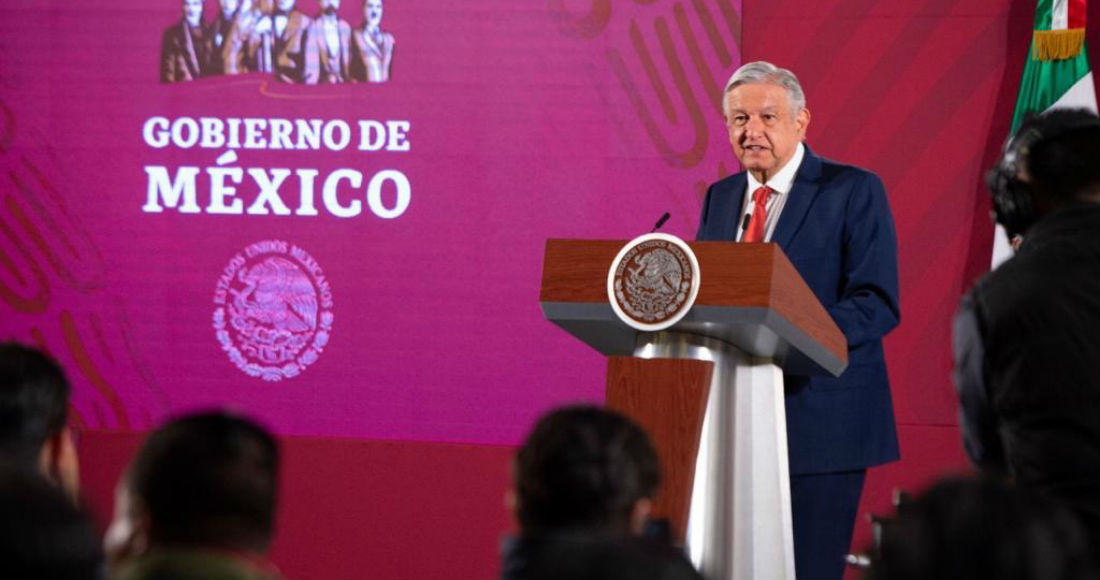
xmin=696 ymin=61 xmax=901 ymax=580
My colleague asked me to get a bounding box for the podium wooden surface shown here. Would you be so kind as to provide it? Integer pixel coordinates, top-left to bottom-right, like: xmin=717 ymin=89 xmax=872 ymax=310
xmin=605 ymin=356 xmax=712 ymax=542
xmin=540 ymin=240 xmax=846 ymax=376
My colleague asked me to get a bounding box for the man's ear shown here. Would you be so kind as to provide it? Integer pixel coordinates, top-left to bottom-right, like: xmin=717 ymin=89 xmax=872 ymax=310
xmin=38 ymin=426 xmax=80 ymax=502
xmin=505 ymin=488 xmax=521 ymax=524
xmin=796 ymin=107 xmax=811 ymax=139
xmin=630 ymin=498 xmax=653 ymax=535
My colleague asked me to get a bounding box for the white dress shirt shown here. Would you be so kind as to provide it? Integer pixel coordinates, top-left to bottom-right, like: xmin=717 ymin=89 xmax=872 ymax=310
xmin=736 ymin=142 xmax=806 ymax=242
xmin=321 ymin=15 xmax=341 ymax=60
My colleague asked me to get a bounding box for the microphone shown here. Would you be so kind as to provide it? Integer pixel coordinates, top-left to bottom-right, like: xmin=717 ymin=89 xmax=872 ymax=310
xmin=741 ymin=213 xmax=751 ymax=232
xmin=651 ymin=212 xmax=668 ymax=232
xmin=651 ymin=212 xmax=671 ymax=232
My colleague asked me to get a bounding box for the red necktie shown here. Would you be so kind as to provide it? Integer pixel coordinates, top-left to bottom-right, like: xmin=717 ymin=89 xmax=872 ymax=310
xmin=742 ymin=186 xmax=770 ymax=243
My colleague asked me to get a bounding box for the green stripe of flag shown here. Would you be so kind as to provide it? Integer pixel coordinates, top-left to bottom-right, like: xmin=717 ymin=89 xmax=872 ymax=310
xmin=1011 ymin=47 xmax=1092 ymax=132
xmin=1033 ymin=0 xmax=1054 ymax=31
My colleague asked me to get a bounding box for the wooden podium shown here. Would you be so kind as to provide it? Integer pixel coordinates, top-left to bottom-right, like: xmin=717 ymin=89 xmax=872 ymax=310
xmin=540 ymin=240 xmax=847 ymax=580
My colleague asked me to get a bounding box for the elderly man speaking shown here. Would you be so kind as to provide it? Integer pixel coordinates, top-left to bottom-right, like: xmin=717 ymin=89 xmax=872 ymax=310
xmin=696 ymin=61 xmax=901 ymax=580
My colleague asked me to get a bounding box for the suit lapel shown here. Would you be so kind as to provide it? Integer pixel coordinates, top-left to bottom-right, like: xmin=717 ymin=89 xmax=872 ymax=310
xmin=712 ymin=173 xmax=745 ymax=240
xmin=282 ymin=12 xmax=304 ymax=46
xmin=319 ymin=24 xmax=332 ymax=71
xmin=179 ymin=22 xmax=201 ymax=78
xmin=364 ymin=30 xmax=383 ymax=56
xmin=771 ymin=144 xmax=823 ymax=249
xmin=340 ymin=22 xmax=351 ymax=73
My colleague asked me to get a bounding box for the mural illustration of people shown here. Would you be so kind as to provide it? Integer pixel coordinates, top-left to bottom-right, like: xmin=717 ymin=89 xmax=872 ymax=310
xmin=247 ymin=0 xmax=312 ymax=83
xmin=159 ymin=0 xmax=394 ymax=84
xmin=305 ymin=0 xmax=353 ymax=83
xmin=160 ymin=0 xmax=208 ymax=82
xmin=351 ymin=0 xmax=394 ymax=83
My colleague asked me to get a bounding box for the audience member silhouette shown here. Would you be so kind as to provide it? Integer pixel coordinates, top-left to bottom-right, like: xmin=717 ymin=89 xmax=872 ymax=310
xmin=500 ymin=405 xmax=701 ymax=580
xmin=0 ymin=342 xmax=80 ymax=501
xmin=0 ymin=468 xmax=103 ymax=580
xmin=104 ymin=410 xmax=281 ymax=580
xmin=954 ymin=108 xmax=1100 ymax=543
xmin=867 ymin=477 xmax=1097 ymax=580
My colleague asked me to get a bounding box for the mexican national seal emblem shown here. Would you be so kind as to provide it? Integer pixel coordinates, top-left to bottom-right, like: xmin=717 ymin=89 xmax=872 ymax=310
xmin=608 ymin=233 xmax=701 ymax=332
xmin=212 ymin=240 xmax=334 ymax=381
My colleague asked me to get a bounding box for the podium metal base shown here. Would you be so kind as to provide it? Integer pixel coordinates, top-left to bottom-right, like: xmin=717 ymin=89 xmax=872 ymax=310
xmin=635 ymin=331 xmax=795 ymax=580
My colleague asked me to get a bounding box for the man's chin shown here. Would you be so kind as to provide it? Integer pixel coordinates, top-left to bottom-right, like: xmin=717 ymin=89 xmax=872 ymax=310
xmin=736 ymin=159 xmax=774 ymax=173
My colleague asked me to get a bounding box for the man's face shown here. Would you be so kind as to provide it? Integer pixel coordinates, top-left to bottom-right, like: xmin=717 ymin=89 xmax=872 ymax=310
xmin=365 ymin=0 xmax=383 ymax=27
xmin=183 ymin=0 xmax=203 ymax=24
xmin=220 ymin=0 xmax=239 ymax=15
xmin=724 ymin=82 xmax=810 ymax=182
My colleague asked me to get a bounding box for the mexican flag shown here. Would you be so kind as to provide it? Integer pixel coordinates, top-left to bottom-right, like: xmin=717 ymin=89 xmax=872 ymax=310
xmin=992 ymin=0 xmax=1098 ymax=267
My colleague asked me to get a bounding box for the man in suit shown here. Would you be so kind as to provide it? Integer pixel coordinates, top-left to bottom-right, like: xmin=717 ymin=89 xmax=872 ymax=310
xmin=304 ymin=0 xmax=352 ymax=84
xmin=249 ymin=0 xmax=312 ymax=83
xmin=205 ymin=0 xmax=237 ymax=75
xmin=350 ymin=0 xmax=394 ymax=83
xmin=696 ymin=61 xmax=900 ymax=580
xmin=213 ymin=0 xmax=266 ymax=75
xmin=160 ymin=0 xmax=208 ymax=82
xmin=206 ymin=0 xmax=258 ymax=75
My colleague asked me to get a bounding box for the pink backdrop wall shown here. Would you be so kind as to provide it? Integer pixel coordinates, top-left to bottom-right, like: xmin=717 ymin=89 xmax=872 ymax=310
xmin=4 ymin=0 xmax=1099 ymax=578
xmin=1 ymin=0 xmax=739 ymax=442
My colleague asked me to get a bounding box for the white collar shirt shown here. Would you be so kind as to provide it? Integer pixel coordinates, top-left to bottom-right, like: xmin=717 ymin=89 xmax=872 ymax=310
xmin=322 ymin=15 xmax=341 ymax=59
xmin=275 ymin=14 xmax=289 ymax=37
xmin=737 ymin=142 xmax=805 ymax=242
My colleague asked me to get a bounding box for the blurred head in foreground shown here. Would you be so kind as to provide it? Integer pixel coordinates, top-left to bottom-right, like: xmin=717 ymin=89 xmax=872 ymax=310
xmin=503 ymin=405 xmax=700 ymax=580
xmin=868 ymin=477 xmax=1096 ymax=580
xmin=513 ymin=405 xmax=659 ymax=535
xmin=0 ymin=468 xmax=102 ymax=579
xmin=0 ymin=342 xmax=80 ymax=500
xmin=105 ymin=410 xmax=280 ymax=580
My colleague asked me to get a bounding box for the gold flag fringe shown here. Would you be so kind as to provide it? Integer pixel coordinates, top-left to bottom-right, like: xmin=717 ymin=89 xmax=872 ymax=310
xmin=1032 ymin=28 xmax=1086 ymax=61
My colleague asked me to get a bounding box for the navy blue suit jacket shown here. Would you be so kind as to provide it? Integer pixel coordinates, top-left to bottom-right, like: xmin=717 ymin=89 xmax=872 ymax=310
xmin=696 ymin=145 xmax=901 ymax=474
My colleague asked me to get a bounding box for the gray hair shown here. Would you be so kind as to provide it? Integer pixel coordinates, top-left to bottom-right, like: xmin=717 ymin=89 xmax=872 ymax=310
xmin=722 ymin=61 xmax=806 ymax=118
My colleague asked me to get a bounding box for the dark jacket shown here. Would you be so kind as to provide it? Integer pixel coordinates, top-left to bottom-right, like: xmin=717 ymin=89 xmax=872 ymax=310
xmin=500 ymin=532 xmax=701 ymax=580
xmin=953 ymin=202 xmax=1100 ymax=539
xmin=697 ymin=145 xmax=901 ymax=474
